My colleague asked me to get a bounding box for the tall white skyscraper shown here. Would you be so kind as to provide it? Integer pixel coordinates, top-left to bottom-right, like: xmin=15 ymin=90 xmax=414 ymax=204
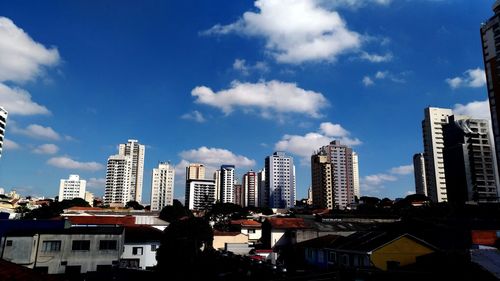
xmin=0 ymin=107 xmax=8 ymax=159
xmin=265 ymin=152 xmax=296 ymax=209
xmin=413 ymin=153 xmax=427 ymax=196
xmin=220 ymin=165 xmax=235 ymax=203
xmin=243 ymin=170 xmax=258 ymax=207
xmin=119 ymin=139 xmax=145 ymax=203
xmin=213 ymin=169 xmax=221 ymax=202
xmin=185 ymin=179 xmax=216 ymax=210
xmin=150 ymin=162 xmax=175 ymax=211
xmin=104 ymin=154 xmax=132 ymax=206
xmin=422 ymin=107 xmax=453 ymax=202
xmin=352 ymin=152 xmax=360 ymax=199
xmin=58 ymin=175 xmax=86 ymax=201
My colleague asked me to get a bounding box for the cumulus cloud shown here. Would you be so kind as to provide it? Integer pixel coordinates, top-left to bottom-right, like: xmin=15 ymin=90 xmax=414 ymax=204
xmin=362 ymin=70 xmax=407 ymax=86
xmin=360 ymin=52 xmax=393 ymax=63
xmin=453 ymin=100 xmax=490 ymax=119
xmin=3 ymin=139 xmax=20 ymax=150
xmin=361 ymin=163 xmax=413 ymax=195
xmin=0 ymin=17 xmax=60 ymax=83
xmin=181 ymin=110 xmax=206 ymax=123
xmin=203 ymin=0 xmax=362 ymax=64
xmin=446 ymin=68 xmax=486 ymax=89
xmin=32 ymin=143 xmax=59 ymax=154
xmin=233 ymin=58 xmax=269 ymax=75
xmin=179 ymin=146 xmax=256 ymax=168
xmin=322 ymin=0 xmax=392 ymax=9
xmin=362 ymin=76 xmax=374 ymax=86
xmin=11 ymin=124 xmax=61 ymax=140
xmin=47 ymin=156 xmax=104 ymax=171
xmin=275 ymin=122 xmax=361 ymax=163
xmin=192 ymin=80 xmax=328 ymax=119
xmin=0 ymin=83 xmax=50 ymax=115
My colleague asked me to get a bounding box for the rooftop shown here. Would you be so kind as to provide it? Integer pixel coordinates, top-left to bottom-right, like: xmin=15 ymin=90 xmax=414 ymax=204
xmin=267 ymin=217 xmax=309 ymax=229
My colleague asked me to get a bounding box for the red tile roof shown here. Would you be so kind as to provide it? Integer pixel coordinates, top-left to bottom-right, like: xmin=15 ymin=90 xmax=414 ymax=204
xmin=230 ymin=219 xmax=262 ymax=227
xmin=214 ymin=230 xmax=243 ymax=236
xmin=267 ymin=218 xmax=308 ymax=229
xmin=65 ymin=216 xmax=136 ymax=226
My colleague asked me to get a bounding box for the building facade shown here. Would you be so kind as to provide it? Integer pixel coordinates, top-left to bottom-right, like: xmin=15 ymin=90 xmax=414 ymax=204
xmin=150 ymin=162 xmax=175 ymax=211
xmin=0 ymin=107 xmax=7 ymax=159
xmin=413 ymin=153 xmax=427 ymax=196
xmin=311 ymin=154 xmax=334 ymax=209
xmin=257 ymin=169 xmax=266 ymax=207
xmin=443 ymin=116 xmax=499 ymax=203
xmin=234 ymin=184 xmax=244 ymax=207
xmin=185 ymin=179 xmax=216 ymax=210
xmin=118 ymin=140 xmax=145 ymax=203
xmin=186 ymin=163 xmax=205 ymax=180
xmin=352 ymin=152 xmax=360 ymax=199
xmin=422 ymin=107 xmax=453 ymax=202
xmin=58 ymin=175 xmax=86 ymax=202
xmin=481 ymin=2 xmax=500 ymax=179
xmin=104 ymin=155 xmax=132 ymax=206
xmin=265 ymin=152 xmax=296 ymax=209
xmin=243 ymin=170 xmax=258 ymax=207
xmin=220 ymin=165 xmax=235 ymax=204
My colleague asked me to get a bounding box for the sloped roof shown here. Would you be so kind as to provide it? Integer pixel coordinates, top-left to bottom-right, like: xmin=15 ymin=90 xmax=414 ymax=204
xmin=267 ymin=218 xmax=309 ymax=229
xmin=327 ymin=231 xmax=436 ymax=253
xmin=214 ymin=230 xmax=244 ymax=236
xmin=230 ymin=219 xmax=262 ymax=228
xmin=124 ymin=225 xmax=163 ymax=243
xmin=295 ymin=234 xmax=344 ymax=249
xmin=65 ymin=215 xmax=136 ymax=226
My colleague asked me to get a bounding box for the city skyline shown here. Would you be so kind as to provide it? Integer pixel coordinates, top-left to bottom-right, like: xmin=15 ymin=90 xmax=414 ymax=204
xmin=0 ymin=1 xmax=494 ymax=203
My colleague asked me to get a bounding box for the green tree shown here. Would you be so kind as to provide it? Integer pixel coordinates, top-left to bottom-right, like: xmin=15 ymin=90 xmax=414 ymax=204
xmin=159 ymin=199 xmax=192 ymax=223
xmin=125 ymin=200 xmax=145 ymax=210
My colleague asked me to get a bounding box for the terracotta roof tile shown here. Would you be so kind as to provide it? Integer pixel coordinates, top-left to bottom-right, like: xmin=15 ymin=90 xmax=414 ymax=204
xmin=267 ymin=218 xmax=308 ymax=229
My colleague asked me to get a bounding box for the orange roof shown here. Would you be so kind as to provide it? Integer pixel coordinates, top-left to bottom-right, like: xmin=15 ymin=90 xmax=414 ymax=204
xmin=66 ymin=207 xmax=104 ymax=211
xmin=66 ymin=216 xmax=136 ymax=226
xmin=214 ymin=230 xmax=243 ymax=236
xmin=267 ymin=217 xmax=308 ymax=229
xmin=230 ymin=219 xmax=262 ymax=227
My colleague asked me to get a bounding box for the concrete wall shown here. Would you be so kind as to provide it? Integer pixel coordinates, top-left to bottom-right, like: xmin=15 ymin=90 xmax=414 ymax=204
xmin=121 ymin=242 xmax=159 ymax=269
xmin=1 ymin=236 xmax=38 ymax=266
xmin=213 ymin=234 xmax=248 ymax=250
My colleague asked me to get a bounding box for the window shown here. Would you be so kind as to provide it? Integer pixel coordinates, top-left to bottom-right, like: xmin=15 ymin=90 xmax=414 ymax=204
xmin=99 ymin=240 xmax=117 ymax=250
xmin=328 ymin=252 xmax=336 ymax=263
xmin=248 ymin=229 xmax=256 ymax=234
xmin=132 ymin=247 xmax=143 ymax=255
xmin=151 ymin=244 xmax=158 ymax=251
xmin=42 ymin=241 xmax=61 ymax=252
xmin=72 ymin=240 xmax=90 ymax=251
xmin=6 ymin=240 xmax=12 ymax=246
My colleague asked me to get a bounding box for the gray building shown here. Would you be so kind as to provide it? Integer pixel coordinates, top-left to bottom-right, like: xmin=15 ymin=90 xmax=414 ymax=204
xmin=443 ymin=116 xmax=499 ymax=203
xmin=185 ymin=179 xmax=216 ymax=210
xmin=481 ymin=1 xmax=500 ymax=180
xmin=0 ymin=226 xmax=124 ymax=274
xmin=413 ymin=153 xmax=427 ymax=196
xmin=0 ymin=106 xmax=7 ymax=159
xmin=265 ymin=152 xmax=296 ymax=209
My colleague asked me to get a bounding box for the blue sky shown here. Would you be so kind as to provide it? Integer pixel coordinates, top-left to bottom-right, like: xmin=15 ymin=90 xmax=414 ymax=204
xmin=0 ymin=0 xmax=494 ymax=203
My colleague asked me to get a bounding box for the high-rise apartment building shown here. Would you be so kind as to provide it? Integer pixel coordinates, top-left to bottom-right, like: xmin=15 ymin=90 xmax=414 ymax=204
xmin=243 ymin=170 xmax=258 ymax=207
xmin=118 ymin=139 xmax=145 ymax=203
xmin=150 ymin=162 xmax=175 ymax=211
xmin=265 ymin=152 xmax=296 ymax=209
xmin=186 ymin=163 xmax=205 ymax=180
xmin=220 ymin=165 xmax=235 ymax=203
xmin=311 ymin=141 xmax=358 ymax=209
xmin=104 ymin=154 xmax=132 ymax=206
xmin=234 ymin=184 xmax=244 ymax=206
xmin=443 ymin=116 xmax=499 ymax=203
xmin=185 ymin=179 xmax=216 ymax=210
xmin=413 ymin=153 xmax=427 ymax=196
xmin=311 ymin=154 xmax=334 ymax=209
xmin=58 ymin=175 xmax=86 ymax=201
xmin=0 ymin=107 xmax=7 ymax=159
xmin=481 ymin=2 xmax=500 ymax=179
xmin=257 ymin=169 xmax=266 ymax=207
xmin=422 ymin=107 xmax=453 ymax=202
xmin=213 ymin=169 xmax=221 ymax=202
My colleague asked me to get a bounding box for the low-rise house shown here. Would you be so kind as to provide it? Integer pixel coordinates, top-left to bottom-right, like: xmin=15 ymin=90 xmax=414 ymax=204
xmin=120 ymin=226 xmax=162 ymax=270
xmin=262 ymin=218 xmax=309 ymax=249
xmin=230 ymin=219 xmax=262 ymax=243
xmin=296 ymin=234 xmax=343 ymax=269
xmin=326 ymin=232 xmax=436 ymax=271
xmin=0 ymin=225 xmax=124 ymax=274
xmin=213 ymin=231 xmax=249 ymax=252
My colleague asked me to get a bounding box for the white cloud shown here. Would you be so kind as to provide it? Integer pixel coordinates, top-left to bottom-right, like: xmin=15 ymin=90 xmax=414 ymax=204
xmin=87 ymin=178 xmax=106 ymax=189
xmin=0 ymin=17 xmax=60 ymax=83
xmin=32 ymin=143 xmax=59 ymax=154
xmin=390 ymin=164 xmax=414 ymax=175
xmin=181 ymin=110 xmax=206 ymax=123
xmin=11 ymin=124 xmax=61 ymax=140
xmin=47 ymin=156 xmax=104 ymax=171
xmin=192 ymin=80 xmax=328 ymax=119
xmin=179 ymin=146 xmax=256 ymax=168
xmin=375 ymin=71 xmax=388 ymax=79
xmin=362 ymin=76 xmax=374 ymax=86
xmin=3 ymin=139 xmax=20 ymax=150
xmin=0 ymin=83 xmax=50 ymax=115
xmin=360 ymin=52 xmax=393 ymax=63
xmin=204 ymin=0 xmax=362 ymax=64
xmin=361 ymin=163 xmax=413 ymax=195
xmin=446 ymin=68 xmax=486 ymax=89
xmin=233 ymin=58 xmax=269 ymax=75
xmin=453 ymin=100 xmax=490 ymax=119
xmin=321 ymin=0 xmax=392 ymax=9
xmin=274 ymin=122 xmax=361 ymax=163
